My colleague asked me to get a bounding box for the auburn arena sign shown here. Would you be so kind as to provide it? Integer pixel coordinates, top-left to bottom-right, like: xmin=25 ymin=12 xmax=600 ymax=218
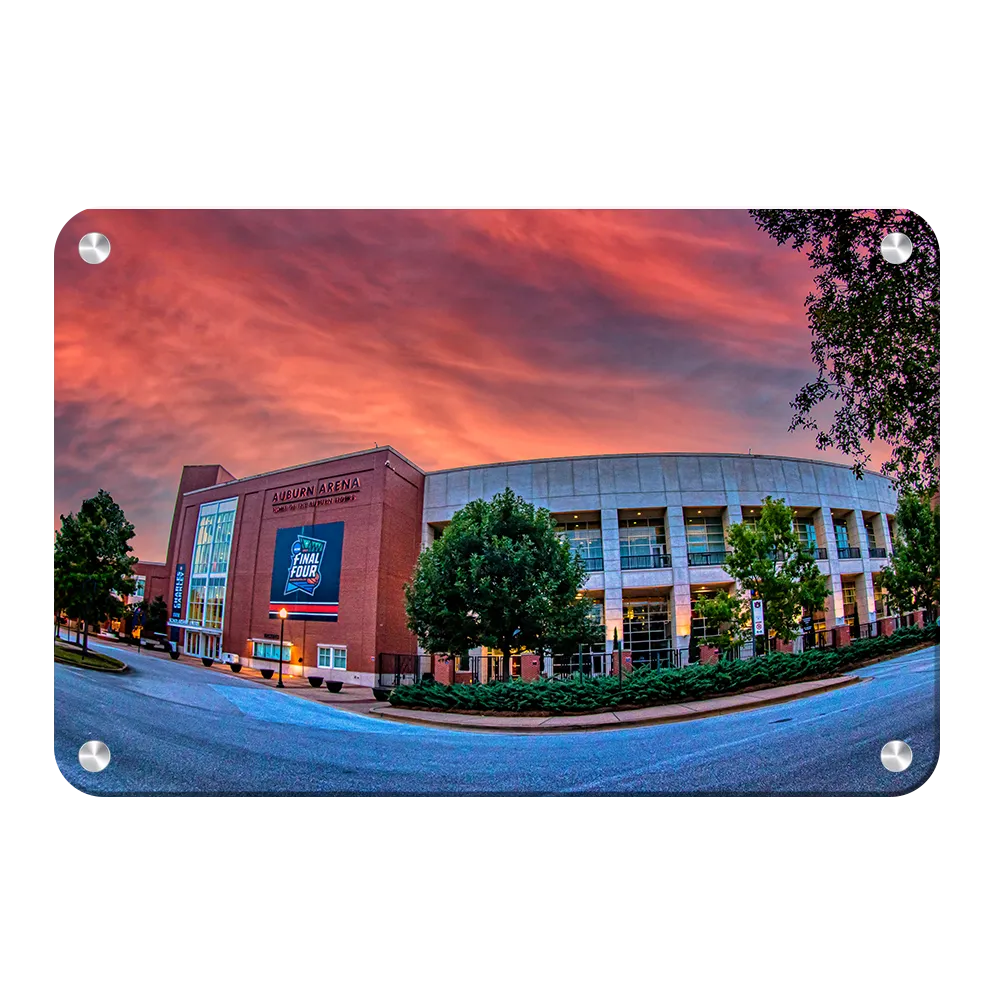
xmin=271 ymin=476 xmax=362 ymax=512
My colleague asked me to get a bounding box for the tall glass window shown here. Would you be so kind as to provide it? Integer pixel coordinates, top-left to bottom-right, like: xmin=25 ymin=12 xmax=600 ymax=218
xmin=623 ymin=598 xmax=672 ymax=658
xmin=842 ymin=581 xmax=858 ymax=616
xmin=686 ymin=515 xmax=726 ymax=565
xmin=690 ymin=588 xmax=725 ymax=641
xmin=795 ymin=518 xmax=818 ymax=551
xmin=833 ymin=519 xmax=851 ymax=550
xmin=186 ymin=498 xmax=237 ymax=633
xmin=619 ymin=517 xmax=669 ymax=569
xmin=554 ymin=518 xmax=603 ymax=572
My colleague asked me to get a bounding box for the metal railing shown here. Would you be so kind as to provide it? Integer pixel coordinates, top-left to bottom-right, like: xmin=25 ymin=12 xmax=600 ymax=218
xmin=629 ymin=648 xmax=686 ymax=670
xmin=579 ymin=555 xmax=604 ymax=573
xmin=551 ymin=651 xmax=613 ymax=677
xmin=869 ymin=546 xmax=887 ymax=558
xmin=466 ymin=654 xmax=522 ymax=682
xmin=620 ymin=551 xmax=671 ymax=570
xmin=376 ymin=653 xmax=433 ymax=688
xmin=691 ymin=637 xmax=786 ymax=661
xmin=687 ymin=550 xmax=728 ymax=566
xmin=806 ymin=546 xmax=828 ymax=560
xmin=837 ymin=546 xmax=862 ymax=559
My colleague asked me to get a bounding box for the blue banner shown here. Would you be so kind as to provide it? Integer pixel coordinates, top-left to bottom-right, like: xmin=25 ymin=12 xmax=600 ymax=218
xmin=269 ymin=522 xmax=344 ymax=621
xmin=171 ymin=563 xmax=186 ymax=619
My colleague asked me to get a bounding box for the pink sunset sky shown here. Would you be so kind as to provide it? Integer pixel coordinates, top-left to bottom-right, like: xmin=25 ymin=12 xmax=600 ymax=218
xmin=54 ymin=209 xmax=884 ymax=561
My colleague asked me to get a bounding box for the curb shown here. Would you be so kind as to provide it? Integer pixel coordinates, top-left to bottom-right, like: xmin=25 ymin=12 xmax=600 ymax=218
xmin=54 ymin=650 xmax=128 ymax=674
xmin=369 ymin=673 xmax=865 ymax=733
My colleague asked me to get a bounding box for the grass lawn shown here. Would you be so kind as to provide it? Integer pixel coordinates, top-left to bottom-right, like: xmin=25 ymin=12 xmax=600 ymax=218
xmin=54 ymin=642 xmax=126 ymax=672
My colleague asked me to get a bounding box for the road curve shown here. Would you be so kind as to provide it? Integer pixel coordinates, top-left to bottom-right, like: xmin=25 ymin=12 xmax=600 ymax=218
xmin=54 ymin=643 xmax=939 ymax=796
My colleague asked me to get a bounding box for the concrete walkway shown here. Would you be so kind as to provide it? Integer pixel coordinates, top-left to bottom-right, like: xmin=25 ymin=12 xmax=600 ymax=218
xmin=66 ymin=632 xmax=380 ymax=716
xmin=369 ymin=673 xmax=864 ymax=733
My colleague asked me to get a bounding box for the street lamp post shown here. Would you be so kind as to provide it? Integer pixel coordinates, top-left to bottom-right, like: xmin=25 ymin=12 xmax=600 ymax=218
xmin=277 ymin=607 xmax=288 ymax=688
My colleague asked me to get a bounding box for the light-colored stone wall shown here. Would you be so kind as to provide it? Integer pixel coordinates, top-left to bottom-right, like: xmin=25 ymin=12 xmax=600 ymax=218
xmin=422 ymin=453 xmax=898 ymax=655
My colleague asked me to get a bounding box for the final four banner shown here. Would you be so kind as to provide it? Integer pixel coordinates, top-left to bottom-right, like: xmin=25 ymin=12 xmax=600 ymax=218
xmin=268 ymin=521 xmax=345 ymax=621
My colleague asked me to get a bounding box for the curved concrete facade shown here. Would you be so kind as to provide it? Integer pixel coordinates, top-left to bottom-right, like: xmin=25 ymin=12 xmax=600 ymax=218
xmin=422 ymin=453 xmax=898 ymax=657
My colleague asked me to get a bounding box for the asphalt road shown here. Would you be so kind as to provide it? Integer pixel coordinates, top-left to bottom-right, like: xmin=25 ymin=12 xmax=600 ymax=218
xmin=54 ymin=642 xmax=939 ymax=796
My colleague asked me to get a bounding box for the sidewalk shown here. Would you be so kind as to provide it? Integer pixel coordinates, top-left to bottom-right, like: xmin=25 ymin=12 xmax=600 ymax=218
xmin=66 ymin=631 xmax=380 ymax=718
xmin=368 ymin=674 xmax=864 ymax=733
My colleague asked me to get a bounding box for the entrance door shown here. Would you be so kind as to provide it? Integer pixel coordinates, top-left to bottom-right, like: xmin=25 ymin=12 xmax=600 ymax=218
xmin=183 ymin=631 xmax=221 ymax=660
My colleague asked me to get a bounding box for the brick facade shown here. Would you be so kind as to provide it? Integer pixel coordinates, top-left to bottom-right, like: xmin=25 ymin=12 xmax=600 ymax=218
xmin=160 ymin=447 xmax=424 ymax=685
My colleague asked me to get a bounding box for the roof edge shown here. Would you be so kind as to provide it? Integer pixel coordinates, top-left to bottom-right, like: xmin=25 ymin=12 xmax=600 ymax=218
xmin=426 ymin=452 xmax=895 ymax=482
xmin=181 ymin=446 xmax=423 ymax=497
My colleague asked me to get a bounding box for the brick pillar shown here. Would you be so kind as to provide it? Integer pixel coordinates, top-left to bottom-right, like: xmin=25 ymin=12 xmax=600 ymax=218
xmin=914 ymin=610 xmax=925 ymax=628
xmin=834 ymin=625 xmax=851 ymax=648
xmin=879 ymin=617 xmax=895 ymax=638
xmin=612 ymin=650 xmax=634 ymax=675
xmin=433 ymin=654 xmax=455 ymax=685
xmin=520 ymin=654 xmax=541 ymax=682
xmin=699 ymin=645 xmax=719 ymax=665
xmin=775 ymin=638 xmax=794 ymax=653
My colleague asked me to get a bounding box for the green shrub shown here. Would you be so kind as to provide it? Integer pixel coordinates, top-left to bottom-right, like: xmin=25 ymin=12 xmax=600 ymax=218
xmin=388 ymin=625 xmax=938 ymax=714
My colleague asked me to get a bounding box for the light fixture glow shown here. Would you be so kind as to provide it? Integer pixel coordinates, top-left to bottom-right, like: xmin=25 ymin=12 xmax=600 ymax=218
xmin=278 ymin=608 xmax=288 ymax=620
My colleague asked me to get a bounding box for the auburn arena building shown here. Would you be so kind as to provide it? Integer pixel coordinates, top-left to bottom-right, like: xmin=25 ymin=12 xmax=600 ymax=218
xmin=132 ymin=446 xmax=900 ymax=687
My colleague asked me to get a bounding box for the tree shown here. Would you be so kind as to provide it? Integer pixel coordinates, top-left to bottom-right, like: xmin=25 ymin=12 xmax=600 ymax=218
xmin=880 ymin=491 xmax=939 ymax=615
xmin=723 ymin=496 xmax=829 ymax=652
xmin=54 ymin=490 xmax=138 ymax=656
xmin=146 ymin=595 xmax=169 ymax=636
xmin=405 ymin=487 xmax=604 ymax=678
xmin=692 ymin=589 xmax=751 ymax=658
xmin=749 ymin=210 xmax=939 ymax=492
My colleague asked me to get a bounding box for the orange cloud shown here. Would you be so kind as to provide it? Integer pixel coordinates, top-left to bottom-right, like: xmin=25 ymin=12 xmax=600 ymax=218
xmin=55 ymin=210 xmax=886 ymax=560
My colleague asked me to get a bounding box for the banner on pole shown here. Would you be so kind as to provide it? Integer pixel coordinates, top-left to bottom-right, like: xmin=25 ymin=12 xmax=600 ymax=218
xmin=752 ymin=599 xmax=765 ymax=636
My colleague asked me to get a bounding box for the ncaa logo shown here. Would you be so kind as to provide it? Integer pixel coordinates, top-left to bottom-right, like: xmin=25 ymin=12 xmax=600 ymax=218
xmin=284 ymin=534 xmax=327 ymax=596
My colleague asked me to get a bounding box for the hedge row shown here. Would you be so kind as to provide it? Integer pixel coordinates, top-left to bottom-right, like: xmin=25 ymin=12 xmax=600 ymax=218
xmin=387 ymin=625 xmax=939 ymax=714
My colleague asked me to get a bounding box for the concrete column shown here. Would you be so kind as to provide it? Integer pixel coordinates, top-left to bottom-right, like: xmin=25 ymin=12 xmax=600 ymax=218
xmin=421 ymin=522 xmax=436 ymax=551
xmin=818 ymin=508 xmax=844 ymax=623
xmin=667 ymin=505 xmax=688 ymax=569
xmin=874 ymin=512 xmax=892 ymax=555
xmin=671 ymin=582 xmax=691 ymax=658
xmin=722 ymin=504 xmax=743 ymax=537
xmin=857 ymin=571 xmax=877 ymax=623
xmin=823 ymin=574 xmax=844 ymax=629
xmin=667 ymin=505 xmax=691 ymax=658
xmin=604 ymin=598 xmax=623 ymax=653
xmin=851 ymin=508 xmax=873 ymax=574
xmin=601 ymin=507 xmax=622 ymax=575
xmin=601 ymin=507 xmax=623 ymax=653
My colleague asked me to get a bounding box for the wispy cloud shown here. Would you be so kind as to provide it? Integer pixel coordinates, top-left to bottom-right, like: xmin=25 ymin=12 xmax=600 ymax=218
xmin=55 ymin=209 xmax=883 ymax=560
